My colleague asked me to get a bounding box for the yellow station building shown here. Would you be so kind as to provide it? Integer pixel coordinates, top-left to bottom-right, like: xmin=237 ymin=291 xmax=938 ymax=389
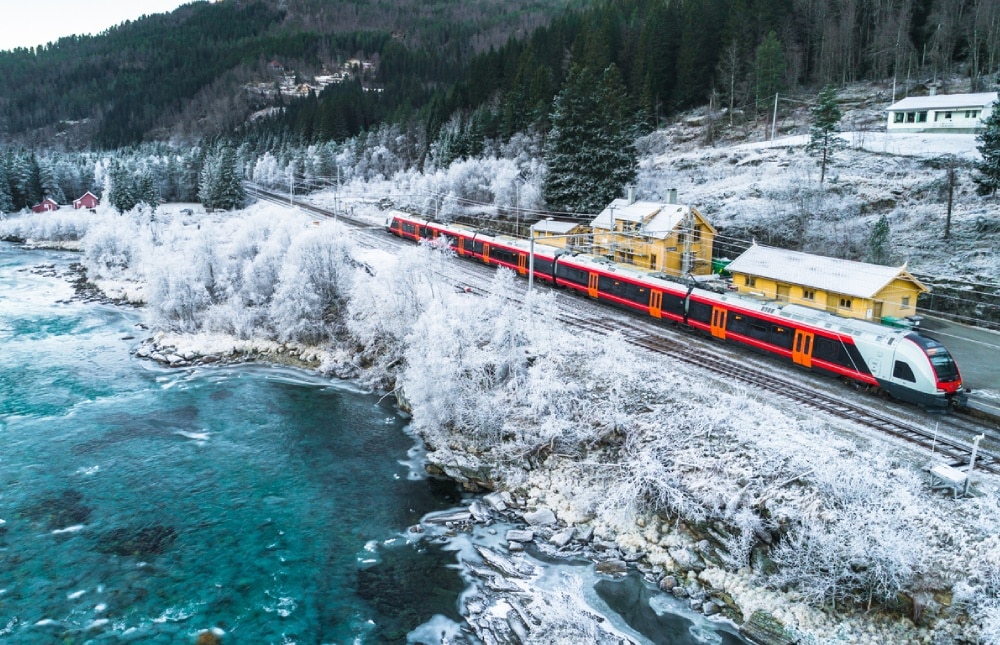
xmin=725 ymin=244 xmax=928 ymax=323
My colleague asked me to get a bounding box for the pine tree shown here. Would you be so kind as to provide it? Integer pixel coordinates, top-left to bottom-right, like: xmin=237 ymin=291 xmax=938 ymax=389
xmin=807 ymin=85 xmax=844 ymax=184
xmin=543 ymin=64 xmax=638 ymax=213
xmin=974 ymin=100 xmax=1000 ymax=196
xmin=108 ymin=162 xmax=139 ymax=213
xmin=216 ymin=145 xmax=246 ymax=210
xmin=868 ymin=214 xmax=891 ymax=264
xmin=754 ymin=31 xmax=785 ymax=110
xmin=0 ymin=161 xmax=14 ymax=214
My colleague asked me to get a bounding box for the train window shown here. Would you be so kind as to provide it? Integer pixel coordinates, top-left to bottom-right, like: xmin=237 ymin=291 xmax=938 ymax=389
xmin=749 ymin=322 xmax=769 ymax=341
xmin=663 ymin=293 xmax=685 ymax=314
xmin=893 ymin=361 xmax=916 ymax=382
xmin=688 ymin=301 xmax=712 ymax=323
xmin=771 ymin=325 xmax=793 ymax=349
xmin=402 ymin=223 xmax=415 ymax=234
xmin=728 ymin=314 xmax=748 ymax=335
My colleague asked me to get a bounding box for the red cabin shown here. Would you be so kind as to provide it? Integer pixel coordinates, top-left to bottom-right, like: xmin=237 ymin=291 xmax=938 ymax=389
xmin=31 ymin=198 xmax=59 ymax=213
xmin=73 ymin=191 xmax=100 ymax=209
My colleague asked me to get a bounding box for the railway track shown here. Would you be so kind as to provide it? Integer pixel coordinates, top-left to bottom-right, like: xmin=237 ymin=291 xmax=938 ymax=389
xmin=248 ymin=185 xmax=1000 ymax=476
xmin=571 ymin=313 xmax=1000 ymax=475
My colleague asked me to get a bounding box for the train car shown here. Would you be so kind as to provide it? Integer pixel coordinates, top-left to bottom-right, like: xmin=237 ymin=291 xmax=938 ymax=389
xmin=387 ymin=212 xmax=967 ymax=410
xmin=550 ymin=253 xmax=966 ymax=409
xmin=387 ymin=212 xmax=561 ymax=282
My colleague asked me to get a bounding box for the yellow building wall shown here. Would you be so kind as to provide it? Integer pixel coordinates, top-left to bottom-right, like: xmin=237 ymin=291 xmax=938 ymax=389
xmin=595 ymin=225 xmax=715 ymax=276
xmin=873 ymin=278 xmax=923 ymax=319
xmin=732 ymin=273 xmax=895 ymax=321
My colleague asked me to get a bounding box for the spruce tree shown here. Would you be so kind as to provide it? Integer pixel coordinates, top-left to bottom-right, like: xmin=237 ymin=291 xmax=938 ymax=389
xmin=543 ymin=64 xmax=638 ymax=213
xmin=868 ymin=214 xmax=891 ymax=264
xmin=0 ymin=161 xmax=14 ymax=214
xmin=807 ymin=85 xmax=844 ymax=184
xmin=216 ymin=145 xmax=246 ymax=210
xmin=754 ymin=31 xmax=785 ymax=110
xmin=974 ymin=100 xmax=1000 ymax=196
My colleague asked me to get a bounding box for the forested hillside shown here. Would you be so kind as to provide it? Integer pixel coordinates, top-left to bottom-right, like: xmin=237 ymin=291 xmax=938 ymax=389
xmin=0 ymin=0 xmax=578 ymax=148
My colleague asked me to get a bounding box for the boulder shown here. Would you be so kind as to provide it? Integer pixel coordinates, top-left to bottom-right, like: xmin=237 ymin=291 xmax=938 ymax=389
xmin=595 ymin=559 xmax=628 ymax=576
xmin=575 ymin=525 xmax=595 ymax=544
xmin=506 ymin=529 xmax=534 ymax=543
xmin=739 ymin=610 xmax=798 ymax=645
xmin=549 ymin=527 xmax=575 ymax=548
xmin=658 ymin=575 xmax=678 ymax=592
xmin=523 ymin=508 xmax=557 ymax=526
xmin=703 ymin=601 xmax=720 ymax=617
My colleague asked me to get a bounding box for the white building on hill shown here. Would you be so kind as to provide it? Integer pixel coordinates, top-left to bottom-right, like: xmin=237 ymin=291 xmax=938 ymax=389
xmin=886 ymin=92 xmax=997 ymax=133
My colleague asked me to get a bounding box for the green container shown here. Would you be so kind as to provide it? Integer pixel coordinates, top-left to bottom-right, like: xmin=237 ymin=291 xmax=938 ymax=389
xmin=712 ymin=258 xmax=732 ymax=275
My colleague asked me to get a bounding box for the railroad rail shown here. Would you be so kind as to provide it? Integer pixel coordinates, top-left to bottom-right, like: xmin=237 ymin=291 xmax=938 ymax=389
xmin=248 ymin=184 xmax=1000 ymax=477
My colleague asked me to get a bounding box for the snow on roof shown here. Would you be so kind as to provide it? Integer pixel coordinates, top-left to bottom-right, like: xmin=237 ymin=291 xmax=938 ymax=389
xmin=886 ymin=92 xmax=998 ymax=111
xmin=726 ymin=244 xmax=927 ymax=298
xmin=591 ymin=198 xmax=695 ymax=240
xmin=532 ymin=219 xmax=580 ymax=234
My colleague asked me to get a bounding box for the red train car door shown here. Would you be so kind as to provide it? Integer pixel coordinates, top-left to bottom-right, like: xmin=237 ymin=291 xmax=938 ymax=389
xmin=517 ymin=253 xmax=527 ymax=275
xmin=649 ymin=290 xmax=663 ymax=318
xmin=792 ymin=330 xmax=813 ymax=368
xmin=587 ymin=272 xmax=599 ymax=298
xmin=482 ymin=243 xmax=490 ymax=264
xmin=710 ymin=306 xmax=727 ymax=339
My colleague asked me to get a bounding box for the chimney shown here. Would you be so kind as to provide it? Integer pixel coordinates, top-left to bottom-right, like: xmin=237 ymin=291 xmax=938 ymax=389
xmin=929 ymin=86 xmax=937 ymax=96
xmin=627 ymin=185 xmax=636 ymax=205
xmin=666 ymin=188 xmax=677 ymax=204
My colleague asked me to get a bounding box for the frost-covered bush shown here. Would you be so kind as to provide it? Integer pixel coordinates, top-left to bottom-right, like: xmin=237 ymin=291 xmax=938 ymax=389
xmin=769 ymin=459 xmax=924 ymax=611
xmin=270 ymin=224 xmax=354 ymax=343
xmin=0 ymin=211 xmax=92 ymax=242
xmin=81 ymin=214 xmax=146 ymax=279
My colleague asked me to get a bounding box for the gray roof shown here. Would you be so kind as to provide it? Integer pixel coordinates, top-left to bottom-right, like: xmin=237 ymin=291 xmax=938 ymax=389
xmin=532 ymin=219 xmax=581 ymax=234
xmin=591 ymin=199 xmax=699 ymax=240
xmin=886 ymin=92 xmax=998 ymax=112
xmin=726 ymin=244 xmax=926 ymax=299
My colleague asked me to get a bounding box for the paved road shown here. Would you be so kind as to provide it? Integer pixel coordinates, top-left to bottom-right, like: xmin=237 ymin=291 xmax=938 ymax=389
xmin=920 ymin=316 xmax=1000 ymax=416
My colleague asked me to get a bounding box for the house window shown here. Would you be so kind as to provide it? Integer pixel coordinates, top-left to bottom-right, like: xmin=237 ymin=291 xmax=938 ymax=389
xmin=693 ymin=225 xmax=702 ymax=242
xmin=746 ymin=276 xmax=757 ymax=288
xmin=894 ymin=112 xmax=904 ymax=123
xmin=803 ymin=289 xmax=815 ymax=301
xmin=944 ymin=111 xmax=952 ymax=120
xmin=918 ymin=111 xmax=928 ymax=122
xmin=965 ymin=110 xmax=980 ymax=119
xmin=649 ymin=254 xmax=657 ymax=268
xmin=906 ymin=112 xmax=916 ymax=123
xmin=839 ymin=298 xmax=852 ymax=309
xmin=901 ymin=296 xmax=910 ymax=308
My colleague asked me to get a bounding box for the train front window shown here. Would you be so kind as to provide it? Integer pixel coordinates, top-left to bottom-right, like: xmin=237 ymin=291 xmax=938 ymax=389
xmin=929 ymin=353 xmax=959 ymax=382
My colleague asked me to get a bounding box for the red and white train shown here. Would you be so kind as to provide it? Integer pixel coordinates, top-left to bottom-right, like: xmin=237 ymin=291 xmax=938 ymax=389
xmin=387 ymin=212 xmax=968 ymax=410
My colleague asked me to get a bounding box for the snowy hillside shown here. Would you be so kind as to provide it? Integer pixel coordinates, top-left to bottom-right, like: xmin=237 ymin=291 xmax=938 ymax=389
xmin=633 ymin=104 xmax=996 ymax=285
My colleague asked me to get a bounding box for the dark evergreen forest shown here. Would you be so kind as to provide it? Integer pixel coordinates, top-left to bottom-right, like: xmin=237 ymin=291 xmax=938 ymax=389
xmin=1 ymin=0 xmax=998 ymax=212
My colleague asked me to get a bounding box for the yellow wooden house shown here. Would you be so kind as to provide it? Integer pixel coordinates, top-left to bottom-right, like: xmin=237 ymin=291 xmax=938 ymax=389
xmin=589 ymin=195 xmax=717 ymax=276
xmin=725 ymin=244 xmax=929 ymax=322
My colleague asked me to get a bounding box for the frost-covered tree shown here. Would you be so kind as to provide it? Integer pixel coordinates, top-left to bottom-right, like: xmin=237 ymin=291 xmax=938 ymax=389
xmin=108 ymin=162 xmax=140 ymax=214
xmin=807 ymin=85 xmax=844 ymax=184
xmin=199 ymin=145 xmax=245 ymax=210
xmin=543 ymin=64 xmax=638 ymax=213
xmin=974 ymin=99 xmax=1000 ymax=195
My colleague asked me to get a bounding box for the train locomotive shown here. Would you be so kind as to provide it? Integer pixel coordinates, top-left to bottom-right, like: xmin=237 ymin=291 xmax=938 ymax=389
xmin=387 ymin=212 xmax=968 ymax=410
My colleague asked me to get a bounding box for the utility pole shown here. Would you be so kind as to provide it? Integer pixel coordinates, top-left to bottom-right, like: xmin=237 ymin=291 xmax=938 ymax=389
xmin=771 ymin=92 xmax=779 ymax=142
xmin=945 ymin=157 xmax=955 ymax=239
xmin=608 ymin=205 xmax=616 ymax=260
